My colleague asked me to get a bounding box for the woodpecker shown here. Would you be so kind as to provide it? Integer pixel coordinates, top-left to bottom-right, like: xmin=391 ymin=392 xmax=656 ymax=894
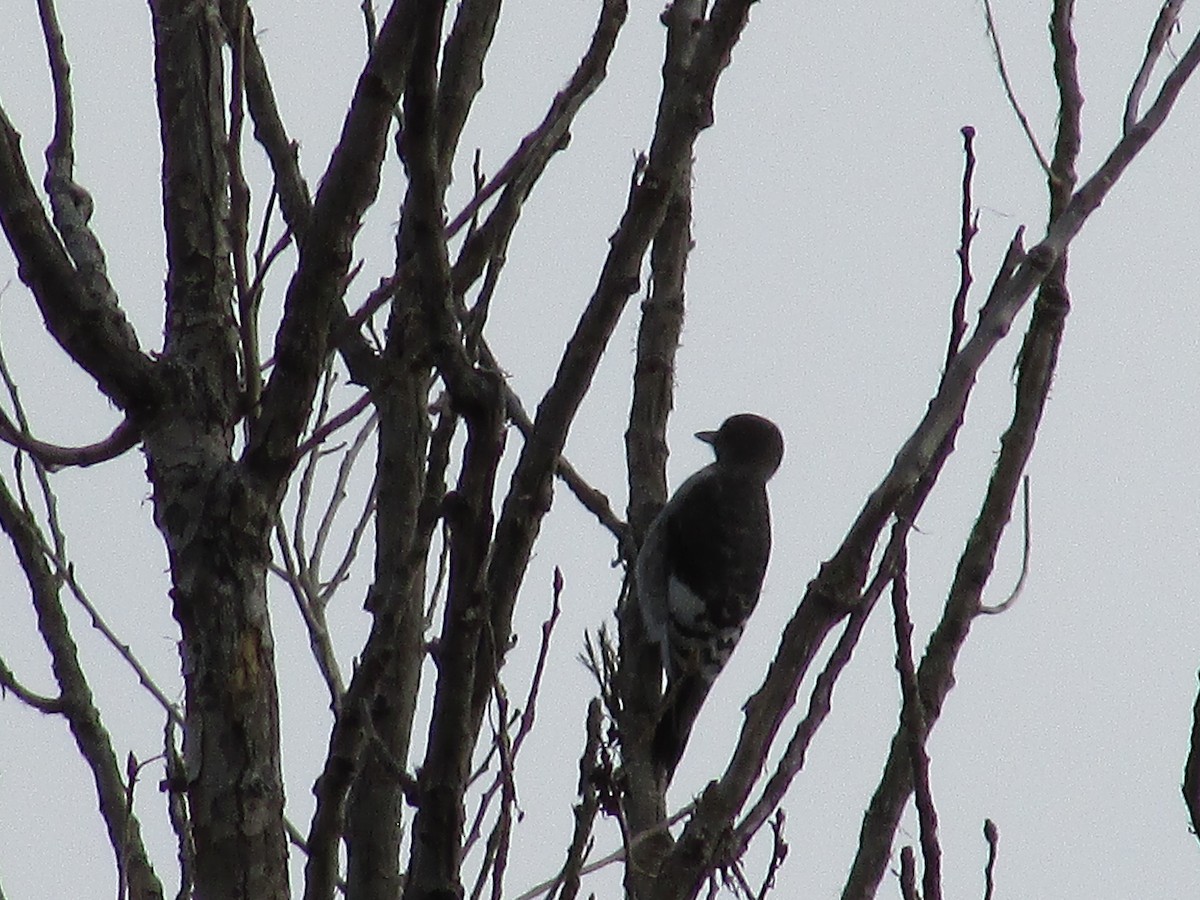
xmin=635 ymin=413 xmax=784 ymax=777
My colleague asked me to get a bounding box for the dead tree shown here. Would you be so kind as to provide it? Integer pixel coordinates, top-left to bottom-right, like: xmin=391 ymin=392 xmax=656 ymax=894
xmin=1 ymin=1 xmax=1198 ymax=899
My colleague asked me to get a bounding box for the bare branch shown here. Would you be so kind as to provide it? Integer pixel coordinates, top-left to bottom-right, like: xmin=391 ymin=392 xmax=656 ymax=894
xmin=0 ymin=477 xmax=164 ymax=900
xmin=981 ymin=0 xmax=1055 ymax=178
xmin=272 ymin=519 xmax=347 ymax=705
xmin=513 ymin=803 xmax=696 ymax=900
xmin=163 ymin=719 xmax=195 ymax=900
xmin=490 ymin=367 xmax=629 ymax=551
xmin=293 ymin=391 xmax=375 ymax=464
xmin=0 ymin=654 xmax=62 ymax=712
xmin=978 ymin=475 xmax=1030 ymax=614
xmin=0 ymin=405 xmax=138 ymax=469
xmin=1125 ymin=1 xmax=1186 ymax=135
xmin=360 ymin=0 xmax=378 ymax=50
xmin=552 ymin=698 xmax=604 ymax=900
xmin=0 ymin=105 xmax=156 ymax=409
xmin=245 ymin=0 xmax=423 ymax=486
xmin=982 ymin=819 xmax=1000 ymax=900
xmin=898 ymin=846 xmax=918 ymax=900
xmin=438 ymin=0 xmax=502 ymax=172
xmin=946 ymin=125 xmax=979 ymax=369
xmin=734 ymin=520 xmax=908 ymax=848
xmin=36 ymin=0 xmax=119 ymax=305
xmin=890 ymin=549 xmax=942 ymax=900
xmin=752 ymin=810 xmax=789 ymax=900
xmin=466 ymin=570 xmax=563 ymax=872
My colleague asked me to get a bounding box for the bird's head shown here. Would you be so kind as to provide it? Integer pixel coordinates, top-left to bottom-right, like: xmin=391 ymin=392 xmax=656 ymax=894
xmin=696 ymin=413 xmax=784 ymax=479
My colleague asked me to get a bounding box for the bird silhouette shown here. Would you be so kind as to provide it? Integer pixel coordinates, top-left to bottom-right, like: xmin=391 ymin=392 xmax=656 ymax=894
xmin=636 ymin=413 xmax=783 ymax=778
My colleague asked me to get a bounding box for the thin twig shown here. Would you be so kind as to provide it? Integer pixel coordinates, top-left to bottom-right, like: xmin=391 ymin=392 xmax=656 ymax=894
xmin=753 ymin=809 xmax=788 ymax=900
xmin=946 ymin=125 xmax=979 ymax=371
xmin=310 ymin=410 xmax=378 ymax=588
xmin=979 ymin=475 xmax=1031 ymax=614
xmin=983 ymin=819 xmax=1000 ymax=900
xmin=550 ymin=698 xmax=604 ymax=900
xmin=293 ymin=364 xmax=339 ymax=584
xmin=360 ymin=0 xmax=378 ymax=50
xmin=981 ymin=0 xmax=1055 ymax=178
xmin=512 ymin=802 xmax=696 ymax=900
xmin=487 ymin=361 xmax=630 ymax=552
xmin=317 ymin=463 xmax=378 ymax=607
xmin=272 ymin=519 xmax=346 ymax=705
xmin=466 ymin=571 xmax=562 ymax=872
xmin=293 ymin=392 xmax=374 ymax=464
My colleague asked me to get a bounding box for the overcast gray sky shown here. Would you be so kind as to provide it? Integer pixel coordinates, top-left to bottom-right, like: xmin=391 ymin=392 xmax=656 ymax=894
xmin=3 ymin=1 xmax=1200 ymax=897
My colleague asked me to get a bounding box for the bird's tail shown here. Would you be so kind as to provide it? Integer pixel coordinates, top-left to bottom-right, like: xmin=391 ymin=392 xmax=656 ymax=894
xmin=652 ymin=674 xmax=713 ymax=780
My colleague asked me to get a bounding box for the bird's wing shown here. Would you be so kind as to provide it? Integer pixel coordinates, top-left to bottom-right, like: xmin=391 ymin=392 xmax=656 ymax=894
xmin=635 ymin=512 xmax=670 ymax=646
xmin=636 ymin=468 xmax=715 ymax=669
xmin=663 ymin=471 xmax=771 ymax=628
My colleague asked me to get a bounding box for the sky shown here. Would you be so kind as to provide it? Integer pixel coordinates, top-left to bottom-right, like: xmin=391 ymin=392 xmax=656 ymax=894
xmin=2 ymin=1 xmax=1200 ymax=897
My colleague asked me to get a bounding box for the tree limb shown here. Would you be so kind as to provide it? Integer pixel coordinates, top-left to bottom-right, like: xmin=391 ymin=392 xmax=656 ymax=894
xmin=0 ymin=106 xmax=156 ymax=410
xmin=0 ymin=478 xmax=164 ymax=900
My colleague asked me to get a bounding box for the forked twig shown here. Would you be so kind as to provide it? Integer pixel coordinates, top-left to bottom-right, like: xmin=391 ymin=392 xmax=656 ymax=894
xmin=1125 ymin=0 xmax=1186 ymax=135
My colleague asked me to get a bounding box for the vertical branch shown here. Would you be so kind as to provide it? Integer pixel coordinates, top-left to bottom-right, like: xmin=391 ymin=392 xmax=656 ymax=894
xmin=164 ymin=719 xmax=195 ymax=900
xmin=946 ymin=125 xmax=978 ymax=369
xmin=36 ymin=0 xmax=115 ymax=300
xmin=898 ymin=846 xmax=918 ymax=900
xmin=437 ymin=0 xmax=502 ymax=173
xmin=399 ymin=4 xmax=511 ymax=898
xmin=226 ymin=3 xmax=262 ymax=415
xmin=982 ymin=819 xmax=1000 ymax=900
xmin=618 ymin=159 xmax=690 ymax=869
xmin=555 ymin=699 xmax=606 ymax=900
xmin=619 ymin=32 xmax=696 ymax=873
xmin=890 ymin=548 xmax=942 ymax=900
xmin=244 ymin=0 xmax=421 ymax=485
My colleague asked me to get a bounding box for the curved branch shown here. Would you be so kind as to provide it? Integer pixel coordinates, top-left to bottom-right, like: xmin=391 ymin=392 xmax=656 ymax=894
xmin=1125 ymin=0 xmax=1185 ymax=135
xmin=0 ymin=408 xmax=138 ymax=468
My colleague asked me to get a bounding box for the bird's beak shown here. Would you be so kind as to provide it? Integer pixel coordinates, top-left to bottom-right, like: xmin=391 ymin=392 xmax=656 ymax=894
xmin=694 ymin=429 xmax=717 ymax=445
